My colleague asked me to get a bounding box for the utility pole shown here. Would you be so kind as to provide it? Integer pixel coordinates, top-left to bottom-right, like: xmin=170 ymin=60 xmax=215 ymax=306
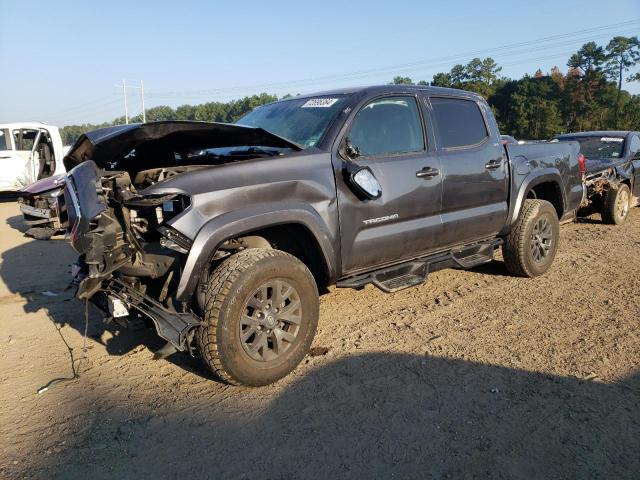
xmin=122 ymin=79 xmax=129 ymax=124
xmin=140 ymin=80 xmax=146 ymax=123
xmin=115 ymin=79 xmax=145 ymax=124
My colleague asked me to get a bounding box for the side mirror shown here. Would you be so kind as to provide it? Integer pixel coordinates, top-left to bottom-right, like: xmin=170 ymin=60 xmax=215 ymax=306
xmin=339 ymin=135 xmax=381 ymax=200
xmin=344 ymin=161 xmax=381 ymax=200
xmin=351 ymin=167 xmax=382 ymax=199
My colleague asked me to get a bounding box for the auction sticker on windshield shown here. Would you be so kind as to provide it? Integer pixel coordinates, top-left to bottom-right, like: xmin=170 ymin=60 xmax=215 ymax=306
xmin=302 ymin=98 xmax=339 ymax=108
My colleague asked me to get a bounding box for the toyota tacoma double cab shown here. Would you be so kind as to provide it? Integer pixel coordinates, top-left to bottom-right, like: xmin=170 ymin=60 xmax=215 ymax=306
xmin=553 ymin=131 xmax=640 ymax=225
xmin=60 ymin=85 xmax=584 ymax=386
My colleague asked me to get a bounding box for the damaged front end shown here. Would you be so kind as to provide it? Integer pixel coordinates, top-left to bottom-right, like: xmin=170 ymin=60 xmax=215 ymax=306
xmin=17 ymin=174 xmax=66 ymax=240
xmin=64 ymin=160 xmax=201 ymax=352
xmin=60 ymin=121 xmax=301 ymax=354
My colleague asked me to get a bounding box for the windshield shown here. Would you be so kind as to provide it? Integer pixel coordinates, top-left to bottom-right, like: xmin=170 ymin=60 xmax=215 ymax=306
xmin=558 ymin=135 xmax=625 ymax=160
xmin=237 ymin=96 xmax=348 ymax=148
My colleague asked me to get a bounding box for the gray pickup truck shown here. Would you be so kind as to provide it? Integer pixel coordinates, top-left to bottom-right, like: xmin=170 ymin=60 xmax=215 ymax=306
xmin=60 ymin=85 xmax=584 ymax=386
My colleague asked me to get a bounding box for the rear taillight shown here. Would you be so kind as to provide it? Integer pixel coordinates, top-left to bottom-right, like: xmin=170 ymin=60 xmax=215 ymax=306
xmin=578 ymin=153 xmax=586 ymax=176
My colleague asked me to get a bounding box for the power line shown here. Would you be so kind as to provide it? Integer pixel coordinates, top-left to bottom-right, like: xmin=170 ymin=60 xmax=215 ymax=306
xmin=45 ymin=98 xmax=123 ymax=123
xmin=50 ymin=102 xmax=125 ymax=125
xmin=38 ymin=95 xmax=120 ymax=118
xmin=44 ymin=19 xmax=639 ymax=126
xmin=146 ymin=20 xmax=640 ymax=100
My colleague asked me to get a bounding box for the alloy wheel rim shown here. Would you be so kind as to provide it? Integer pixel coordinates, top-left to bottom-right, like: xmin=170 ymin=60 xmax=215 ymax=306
xmin=616 ymin=189 xmax=630 ymax=219
xmin=240 ymin=280 xmax=302 ymax=362
xmin=530 ymin=216 xmax=553 ymax=263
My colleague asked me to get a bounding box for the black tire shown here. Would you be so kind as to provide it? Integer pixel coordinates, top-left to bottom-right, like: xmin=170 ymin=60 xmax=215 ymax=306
xmin=196 ymin=248 xmax=319 ymax=386
xmin=601 ymin=184 xmax=630 ymax=225
xmin=502 ymin=199 xmax=560 ymax=277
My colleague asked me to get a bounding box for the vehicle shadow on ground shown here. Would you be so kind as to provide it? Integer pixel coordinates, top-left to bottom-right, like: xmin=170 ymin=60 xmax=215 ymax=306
xmin=24 ymin=352 xmax=640 ymax=479
xmin=5 ymin=213 xmax=28 ymax=232
xmin=0 ymin=219 xmax=214 ymax=381
xmin=0 ymin=193 xmax=20 ymax=203
xmin=468 ymin=260 xmax=512 ymax=277
xmin=576 ymin=216 xmax=608 ymax=225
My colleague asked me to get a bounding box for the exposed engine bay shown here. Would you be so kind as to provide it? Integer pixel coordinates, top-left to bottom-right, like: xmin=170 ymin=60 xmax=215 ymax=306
xmin=63 ymin=162 xmax=200 ymax=351
xmin=61 ymin=121 xmax=302 ymax=353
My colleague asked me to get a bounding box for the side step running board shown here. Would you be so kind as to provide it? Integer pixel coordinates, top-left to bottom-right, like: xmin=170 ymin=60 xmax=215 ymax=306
xmin=336 ymin=238 xmax=502 ymax=293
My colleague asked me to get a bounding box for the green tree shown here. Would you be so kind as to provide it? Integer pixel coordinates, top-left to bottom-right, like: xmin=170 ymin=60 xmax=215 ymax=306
xmin=628 ymin=72 xmax=640 ymax=83
xmin=463 ymin=57 xmax=502 ymax=97
xmin=449 ymin=64 xmax=467 ymax=85
xmin=391 ymin=76 xmax=414 ymax=85
xmin=604 ymin=36 xmax=640 ymax=126
xmin=568 ymin=41 xmax=606 ymax=73
xmin=431 ymin=72 xmax=452 ymax=87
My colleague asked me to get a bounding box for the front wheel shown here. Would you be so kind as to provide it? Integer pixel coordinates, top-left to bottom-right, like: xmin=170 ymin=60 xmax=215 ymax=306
xmin=502 ymin=199 xmax=560 ymax=277
xmin=196 ymin=248 xmax=319 ymax=386
xmin=601 ymin=184 xmax=630 ymax=225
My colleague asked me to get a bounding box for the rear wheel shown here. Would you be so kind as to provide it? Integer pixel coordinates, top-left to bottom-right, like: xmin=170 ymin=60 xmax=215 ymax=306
xmin=196 ymin=248 xmax=319 ymax=386
xmin=502 ymin=199 xmax=560 ymax=277
xmin=601 ymin=184 xmax=630 ymax=225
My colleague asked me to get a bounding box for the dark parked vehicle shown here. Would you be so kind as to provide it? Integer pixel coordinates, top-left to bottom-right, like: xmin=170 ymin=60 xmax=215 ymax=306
xmin=17 ymin=173 xmax=65 ymax=239
xmin=553 ymin=131 xmax=640 ymax=224
xmin=60 ymin=85 xmax=584 ymax=386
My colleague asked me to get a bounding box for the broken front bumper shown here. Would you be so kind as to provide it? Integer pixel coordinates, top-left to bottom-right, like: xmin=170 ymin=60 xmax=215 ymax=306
xmin=101 ymin=278 xmax=201 ymax=351
xmin=19 ymin=203 xmax=52 ymax=219
xmin=64 ymin=160 xmax=201 ymax=352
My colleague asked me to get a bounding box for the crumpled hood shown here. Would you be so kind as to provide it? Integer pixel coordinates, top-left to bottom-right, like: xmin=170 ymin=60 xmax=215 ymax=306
xmin=63 ymin=121 xmax=302 ymax=170
xmin=20 ymin=173 xmax=65 ymax=195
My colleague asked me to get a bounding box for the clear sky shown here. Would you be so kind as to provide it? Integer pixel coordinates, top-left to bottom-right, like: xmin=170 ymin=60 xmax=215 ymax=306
xmin=1 ymin=0 xmax=639 ymax=126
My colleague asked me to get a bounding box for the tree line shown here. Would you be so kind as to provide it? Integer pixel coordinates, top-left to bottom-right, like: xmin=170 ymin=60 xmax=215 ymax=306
xmin=60 ymin=36 xmax=639 ymax=145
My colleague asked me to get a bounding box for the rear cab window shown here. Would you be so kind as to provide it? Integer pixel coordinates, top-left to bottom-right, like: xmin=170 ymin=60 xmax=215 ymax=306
xmin=430 ymin=97 xmax=489 ymax=149
xmin=556 ymin=135 xmax=625 ymax=161
xmin=348 ymin=96 xmax=425 ymax=156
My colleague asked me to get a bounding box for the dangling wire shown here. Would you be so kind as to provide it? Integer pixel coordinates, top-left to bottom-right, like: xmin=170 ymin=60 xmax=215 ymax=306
xmin=37 ymin=299 xmax=90 ymax=394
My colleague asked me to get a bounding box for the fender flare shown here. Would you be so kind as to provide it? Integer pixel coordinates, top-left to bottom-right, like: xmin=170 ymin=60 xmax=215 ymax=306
xmin=175 ymin=203 xmax=337 ymax=301
xmin=613 ymin=162 xmax=634 ymax=187
xmin=502 ymin=169 xmax=566 ymax=234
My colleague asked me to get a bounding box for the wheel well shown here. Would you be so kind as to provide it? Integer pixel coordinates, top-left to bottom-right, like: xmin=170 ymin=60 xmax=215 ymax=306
xmin=228 ymin=224 xmax=330 ymax=292
xmin=527 ymin=182 xmax=563 ymax=218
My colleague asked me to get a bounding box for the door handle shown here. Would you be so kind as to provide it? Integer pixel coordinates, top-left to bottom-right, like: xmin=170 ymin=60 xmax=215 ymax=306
xmin=416 ymin=166 xmax=439 ymax=178
xmin=485 ymin=159 xmax=502 ymax=170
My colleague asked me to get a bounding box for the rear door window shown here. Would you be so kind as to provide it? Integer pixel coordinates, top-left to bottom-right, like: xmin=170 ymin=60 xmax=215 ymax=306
xmin=430 ymin=97 xmax=488 ymax=149
xmin=349 ymin=96 xmax=425 ymax=156
xmin=13 ymin=129 xmax=39 ymax=151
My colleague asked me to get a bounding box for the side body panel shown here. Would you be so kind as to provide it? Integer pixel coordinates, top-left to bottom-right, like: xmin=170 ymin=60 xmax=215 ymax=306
xmin=330 ymin=93 xmax=444 ymax=275
xmin=501 ymin=141 xmax=582 ymax=232
xmin=150 ymin=151 xmax=340 ymax=300
xmin=629 ymin=133 xmax=640 ymax=196
xmin=427 ymin=95 xmax=509 ymax=247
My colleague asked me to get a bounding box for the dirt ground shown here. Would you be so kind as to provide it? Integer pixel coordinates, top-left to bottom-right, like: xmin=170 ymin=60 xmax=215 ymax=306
xmin=0 ymin=201 xmax=638 ymax=479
